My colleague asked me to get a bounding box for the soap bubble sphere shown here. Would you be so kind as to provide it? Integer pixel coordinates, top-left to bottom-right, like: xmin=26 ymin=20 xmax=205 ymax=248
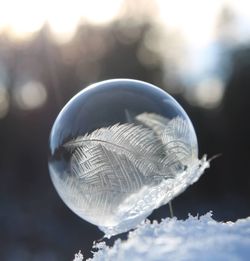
xmin=49 ymin=79 xmax=208 ymax=237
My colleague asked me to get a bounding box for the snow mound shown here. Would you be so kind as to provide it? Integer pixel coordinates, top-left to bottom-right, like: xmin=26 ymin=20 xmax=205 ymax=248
xmin=82 ymin=213 xmax=250 ymax=261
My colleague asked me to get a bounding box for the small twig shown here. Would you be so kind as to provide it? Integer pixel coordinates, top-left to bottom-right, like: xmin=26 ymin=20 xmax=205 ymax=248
xmin=168 ymin=201 xmax=174 ymax=218
xmin=208 ymin=153 xmax=222 ymax=163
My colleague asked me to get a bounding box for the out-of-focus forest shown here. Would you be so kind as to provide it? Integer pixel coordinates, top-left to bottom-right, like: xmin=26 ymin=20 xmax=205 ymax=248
xmin=0 ymin=0 xmax=250 ymax=260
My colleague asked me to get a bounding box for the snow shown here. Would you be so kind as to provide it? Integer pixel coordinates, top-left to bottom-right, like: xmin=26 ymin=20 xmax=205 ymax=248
xmin=74 ymin=212 xmax=250 ymax=261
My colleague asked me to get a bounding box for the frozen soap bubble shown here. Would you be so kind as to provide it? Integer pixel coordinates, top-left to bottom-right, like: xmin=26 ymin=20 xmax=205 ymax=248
xmin=49 ymin=79 xmax=209 ymax=237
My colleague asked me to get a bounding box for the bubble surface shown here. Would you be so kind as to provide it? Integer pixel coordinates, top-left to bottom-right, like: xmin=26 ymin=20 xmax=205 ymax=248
xmin=49 ymin=79 xmax=208 ymax=236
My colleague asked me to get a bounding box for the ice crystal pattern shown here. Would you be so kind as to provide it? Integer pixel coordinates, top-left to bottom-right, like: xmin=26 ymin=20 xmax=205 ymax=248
xmin=63 ymin=113 xmax=208 ymax=236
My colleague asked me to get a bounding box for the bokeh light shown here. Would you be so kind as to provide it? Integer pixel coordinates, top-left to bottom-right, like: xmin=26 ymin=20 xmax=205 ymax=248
xmin=186 ymin=78 xmax=225 ymax=109
xmin=13 ymin=81 xmax=47 ymax=110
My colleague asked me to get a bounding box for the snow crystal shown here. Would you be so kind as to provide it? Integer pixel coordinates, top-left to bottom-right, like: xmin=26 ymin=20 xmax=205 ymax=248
xmin=73 ymin=250 xmax=83 ymax=261
xmin=86 ymin=212 xmax=250 ymax=261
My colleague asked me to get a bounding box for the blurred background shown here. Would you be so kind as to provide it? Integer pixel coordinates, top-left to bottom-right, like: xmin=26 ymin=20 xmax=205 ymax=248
xmin=0 ymin=0 xmax=250 ymax=260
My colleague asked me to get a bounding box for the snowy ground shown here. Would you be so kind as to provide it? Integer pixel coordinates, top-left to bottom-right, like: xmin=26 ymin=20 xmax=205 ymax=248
xmin=74 ymin=212 xmax=250 ymax=261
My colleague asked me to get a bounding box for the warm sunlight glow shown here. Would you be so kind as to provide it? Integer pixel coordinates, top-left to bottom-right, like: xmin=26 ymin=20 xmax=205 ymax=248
xmin=0 ymin=0 xmax=124 ymax=40
xmin=155 ymin=0 xmax=250 ymax=47
xmin=0 ymin=0 xmax=45 ymax=38
xmin=156 ymin=0 xmax=224 ymax=47
xmin=1 ymin=0 xmax=250 ymax=45
xmin=46 ymin=1 xmax=82 ymax=43
xmin=80 ymin=0 xmax=124 ymax=25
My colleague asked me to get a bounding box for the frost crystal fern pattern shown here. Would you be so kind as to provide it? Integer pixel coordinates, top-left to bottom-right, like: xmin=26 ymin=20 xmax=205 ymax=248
xmin=62 ymin=113 xmax=208 ymax=236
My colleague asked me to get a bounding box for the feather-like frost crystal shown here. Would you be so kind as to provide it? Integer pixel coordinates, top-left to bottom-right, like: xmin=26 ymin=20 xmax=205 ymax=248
xmin=59 ymin=114 xmax=209 ymax=237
